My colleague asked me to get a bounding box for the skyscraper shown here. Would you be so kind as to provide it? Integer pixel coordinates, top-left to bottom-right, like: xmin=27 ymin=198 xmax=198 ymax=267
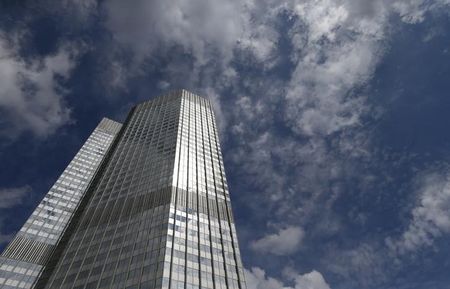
xmin=1 ymin=90 xmax=247 ymax=289
xmin=0 ymin=118 xmax=122 ymax=289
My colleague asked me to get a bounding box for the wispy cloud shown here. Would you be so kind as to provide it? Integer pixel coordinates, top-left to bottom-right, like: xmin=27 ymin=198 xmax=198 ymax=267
xmin=386 ymin=169 xmax=450 ymax=255
xmin=323 ymin=242 xmax=389 ymax=288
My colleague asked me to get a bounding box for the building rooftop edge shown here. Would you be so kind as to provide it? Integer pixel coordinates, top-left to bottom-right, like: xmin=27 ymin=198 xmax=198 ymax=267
xmin=132 ymin=89 xmax=210 ymax=108
xmin=96 ymin=89 xmax=211 ymax=131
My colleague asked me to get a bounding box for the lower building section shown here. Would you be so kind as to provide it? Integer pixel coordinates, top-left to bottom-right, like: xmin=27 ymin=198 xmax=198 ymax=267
xmin=39 ymin=199 xmax=171 ymax=289
xmin=37 ymin=186 xmax=244 ymax=289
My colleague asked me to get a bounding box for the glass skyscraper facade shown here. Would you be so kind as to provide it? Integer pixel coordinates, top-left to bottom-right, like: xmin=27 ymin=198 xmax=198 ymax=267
xmin=1 ymin=90 xmax=247 ymax=289
xmin=0 ymin=118 xmax=122 ymax=289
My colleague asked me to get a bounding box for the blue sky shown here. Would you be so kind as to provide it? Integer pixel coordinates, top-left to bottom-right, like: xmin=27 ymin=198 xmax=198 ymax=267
xmin=1 ymin=1 xmax=450 ymax=288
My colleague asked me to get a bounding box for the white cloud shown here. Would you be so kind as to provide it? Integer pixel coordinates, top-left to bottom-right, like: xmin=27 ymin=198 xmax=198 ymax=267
xmin=246 ymin=267 xmax=331 ymax=289
xmin=250 ymin=227 xmax=304 ymax=256
xmin=386 ymin=171 xmax=450 ymax=254
xmin=392 ymin=0 xmax=428 ymax=23
xmin=292 ymin=270 xmax=331 ymax=289
xmin=0 ymin=185 xmax=31 ymax=209
xmin=0 ymin=32 xmax=78 ymax=139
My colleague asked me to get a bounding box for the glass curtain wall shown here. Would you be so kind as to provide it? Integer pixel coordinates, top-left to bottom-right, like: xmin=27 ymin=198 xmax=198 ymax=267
xmin=0 ymin=118 xmax=122 ymax=289
xmin=37 ymin=91 xmax=246 ymax=289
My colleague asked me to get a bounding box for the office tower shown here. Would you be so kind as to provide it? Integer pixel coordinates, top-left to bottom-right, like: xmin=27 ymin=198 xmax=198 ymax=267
xmin=27 ymin=90 xmax=247 ymax=289
xmin=0 ymin=118 xmax=122 ymax=289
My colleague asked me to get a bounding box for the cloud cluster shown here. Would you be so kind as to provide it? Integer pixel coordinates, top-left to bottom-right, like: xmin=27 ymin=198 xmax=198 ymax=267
xmin=223 ymin=0 xmax=388 ymax=230
xmin=283 ymin=0 xmax=384 ymax=137
xmin=0 ymin=32 xmax=77 ymax=139
xmin=104 ymin=0 xmax=248 ymax=65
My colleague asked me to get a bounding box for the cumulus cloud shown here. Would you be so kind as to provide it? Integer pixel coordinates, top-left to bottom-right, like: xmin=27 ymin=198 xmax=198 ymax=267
xmin=291 ymin=271 xmax=331 ymax=289
xmin=386 ymin=171 xmax=450 ymax=254
xmin=246 ymin=267 xmax=331 ymax=289
xmin=250 ymin=227 xmax=304 ymax=256
xmin=0 ymin=32 xmax=78 ymax=139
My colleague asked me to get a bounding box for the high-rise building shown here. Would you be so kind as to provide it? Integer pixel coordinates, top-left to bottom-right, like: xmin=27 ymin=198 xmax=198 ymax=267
xmin=0 ymin=118 xmax=122 ymax=289
xmin=1 ymin=90 xmax=247 ymax=289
